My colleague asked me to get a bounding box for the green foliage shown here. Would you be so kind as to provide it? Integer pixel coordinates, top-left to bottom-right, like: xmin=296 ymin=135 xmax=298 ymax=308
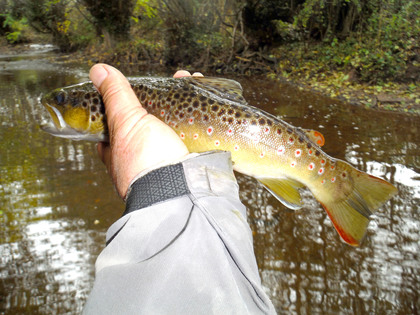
xmin=1 ymin=14 xmax=29 ymax=43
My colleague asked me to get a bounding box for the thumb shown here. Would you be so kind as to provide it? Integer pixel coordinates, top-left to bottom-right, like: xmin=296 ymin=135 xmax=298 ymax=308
xmin=89 ymin=64 xmax=148 ymax=139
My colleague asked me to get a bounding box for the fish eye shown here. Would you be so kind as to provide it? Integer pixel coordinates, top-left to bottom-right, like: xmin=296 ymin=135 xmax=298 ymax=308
xmin=55 ymin=91 xmax=67 ymax=105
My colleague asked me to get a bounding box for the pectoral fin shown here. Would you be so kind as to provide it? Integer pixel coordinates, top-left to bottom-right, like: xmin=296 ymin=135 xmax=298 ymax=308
xmin=258 ymin=177 xmax=304 ymax=210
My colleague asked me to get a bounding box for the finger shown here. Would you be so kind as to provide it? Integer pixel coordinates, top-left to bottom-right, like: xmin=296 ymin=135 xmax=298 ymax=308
xmin=173 ymin=70 xmax=191 ymax=78
xmin=89 ymin=64 xmax=147 ymax=136
xmin=192 ymin=72 xmax=204 ymax=77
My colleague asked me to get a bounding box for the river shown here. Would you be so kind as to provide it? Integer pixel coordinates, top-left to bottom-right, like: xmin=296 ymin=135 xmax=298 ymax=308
xmin=0 ymin=45 xmax=419 ymax=314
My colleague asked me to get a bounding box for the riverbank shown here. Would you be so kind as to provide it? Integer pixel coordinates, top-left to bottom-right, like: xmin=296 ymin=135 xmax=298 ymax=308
xmin=3 ymin=42 xmax=418 ymax=115
xmin=71 ymin=41 xmax=420 ymax=116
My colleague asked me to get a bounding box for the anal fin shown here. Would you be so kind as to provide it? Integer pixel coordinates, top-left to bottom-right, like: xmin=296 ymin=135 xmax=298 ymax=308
xmin=258 ymin=177 xmax=304 ymax=210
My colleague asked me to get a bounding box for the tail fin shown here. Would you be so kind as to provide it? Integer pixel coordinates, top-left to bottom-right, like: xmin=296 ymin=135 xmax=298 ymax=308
xmin=318 ymin=160 xmax=397 ymax=246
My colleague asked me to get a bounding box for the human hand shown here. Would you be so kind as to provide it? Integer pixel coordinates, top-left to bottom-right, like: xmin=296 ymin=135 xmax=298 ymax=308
xmin=90 ymin=64 xmax=190 ymax=199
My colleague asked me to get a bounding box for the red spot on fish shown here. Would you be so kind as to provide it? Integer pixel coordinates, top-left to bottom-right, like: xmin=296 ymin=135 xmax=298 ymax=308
xmin=331 ymin=165 xmax=335 ymax=170
xmin=331 ymin=177 xmax=336 ymax=182
xmin=321 ymin=179 xmax=325 ymax=184
xmin=308 ymin=149 xmax=313 ymax=155
xmin=318 ymin=167 xmax=324 ymax=175
xmin=160 ymin=110 xmax=165 ymax=117
xmin=260 ymin=152 xmax=265 ymax=158
xmin=291 ymin=161 xmax=296 ymax=167
xmin=264 ymin=127 xmax=269 ymax=134
xmin=180 ymin=132 xmax=185 ymax=140
xmin=215 ymin=140 xmax=220 ymax=146
xmin=277 ymin=146 xmax=285 ymax=155
xmin=188 ymin=118 xmax=194 ymax=124
xmin=227 ymin=128 xmax=233 ymax=135
xmin=321 ymin=159 xmax=326 ymax=164
xmin=289 ymin=137 xmax=294 ymax=144
xmin=207 ymin=126 xmax=213 ymax=135
xmin=149 ymin=101 xmax=152 ymax=105
xmin=234 ymin=145 xmax=239 ymax=151
xmin=193 ymin=134 xmax=198 ymax=140
xmin=295 ymin=149 xmax=302 ymax=157
xmin=308 ymin=163 xmax=315 ymax=170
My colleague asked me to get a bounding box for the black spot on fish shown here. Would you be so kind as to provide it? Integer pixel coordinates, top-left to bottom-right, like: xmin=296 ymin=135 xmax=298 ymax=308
xmin=315 ymin=150 xmax=321 ymax=156
xmin=180 ymin=98 xmax=185 ymax=103
xmin=138 ymin=84 xmax=144 ymax=90
xmin=267 ymin=120 xmax=273 ymax=126
xmin=179 ymin=113 xmax=184 ymax=118
xmin=190 ymin=92 xmax=196 ymax=98
xmin=93 ymin=98 xmax=99 ymax=105
xmin=91 ymin=105 xmax=97 ymax=112
xmin=258 ymin=118 xmax=266 ymax=125
xmin=82 ymin=101 xmax=88 ymax=108
xmin=307 ymin=142 xmax=312 ymax=149
xmin=298 ymin=137 xmax=304 ymax=143
xmin=218 ymin=109 xmax=226 ymax=116
xmin=208 ymin=99 xmax=215 ymax=105
xmin=251 ymin=120 xmax=257 ymax=126
xmin=277 ymin=128 xmax=282 ymax=135
xmin=147 ymin=89 xmax=153 ymax=95
xmin=245 ymin=113 xmax=251 ymax=118
xmin=91 ymin=115 xmax=96 ymax=121
xmin=193 ymin=101 xmax=199 ymax=108
xmin=183 ymin=103 xmax=189 ymax=108
xmin=222 ymin=117 xmax=226 ymax=122
xmin=287 ymin=127 xmax=293 ymax=134
xmin=84 ymin=93 xmax=90 ymax=100
xmin=203 ymin=114 xmax=209 ymax=121
xmin=141 ymin=93 xmax=146 ymax=102
xmin=228 ymin=109 xmax=234 ymax=115
xmin=227 ymin=117 xmax=234 ymax=123
xmin=235 ymin=112 xmax=241 ymax=118
xmin=199 ymin=96 xmax=206 ymax=102
xmin=182 ymin=92 xmax=188 ymax=98
xmin=171 ymin=100 xmax=176 ymax=106
xmin=236 ymin=120 xmax=241 ymax=124
xmin=175 ymin=110 xmax=179 ymax=115
xmin=211 ymin=105 xmax=219 ymax=112
xmin=177 ymin=105 xmax=183 ymax=110
xmin=187 ymin=107 xmax=193 ymax=113
xmin=187 ymin=98 xmax=192 ymax=102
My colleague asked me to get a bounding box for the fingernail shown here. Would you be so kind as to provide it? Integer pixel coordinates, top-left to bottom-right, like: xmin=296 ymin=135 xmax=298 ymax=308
xmin=89 ymin=64 xmax=109 ymax=90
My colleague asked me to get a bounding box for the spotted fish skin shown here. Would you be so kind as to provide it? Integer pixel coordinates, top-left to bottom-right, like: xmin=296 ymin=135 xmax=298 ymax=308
xmin=41 ymin=76 xmax=397 ymax=246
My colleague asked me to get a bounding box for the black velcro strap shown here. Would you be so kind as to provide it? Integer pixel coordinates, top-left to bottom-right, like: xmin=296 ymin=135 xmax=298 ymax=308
xmin=124 ymin=163 xmax=190 ymax=215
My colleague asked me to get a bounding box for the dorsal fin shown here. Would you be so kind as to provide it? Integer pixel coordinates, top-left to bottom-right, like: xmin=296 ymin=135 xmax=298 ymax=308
xmin=303 ymin=129 xmax=325 ymax=146
xmin=258 ymin=177 xmax=304 ymax=210
xmin=187 ymin=77 xmax=247 ymax=104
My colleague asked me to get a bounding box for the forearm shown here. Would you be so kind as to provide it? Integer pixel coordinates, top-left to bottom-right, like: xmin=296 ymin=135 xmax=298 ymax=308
xmin=84 ymin=151 xmax=275 ymax=314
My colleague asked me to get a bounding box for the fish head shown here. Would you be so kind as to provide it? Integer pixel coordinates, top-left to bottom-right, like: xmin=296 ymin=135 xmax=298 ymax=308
xmin=40 ymin=82 xmax=108 ymax=142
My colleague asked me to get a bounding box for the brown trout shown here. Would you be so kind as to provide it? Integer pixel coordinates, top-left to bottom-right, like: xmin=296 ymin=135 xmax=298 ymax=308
xmin=41 ymin=76 xmax=397 ymax=246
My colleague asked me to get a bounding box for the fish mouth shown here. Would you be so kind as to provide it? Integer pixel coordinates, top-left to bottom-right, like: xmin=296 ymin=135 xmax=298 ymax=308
xmin=43 ymin=102 xmax=67 ymax=130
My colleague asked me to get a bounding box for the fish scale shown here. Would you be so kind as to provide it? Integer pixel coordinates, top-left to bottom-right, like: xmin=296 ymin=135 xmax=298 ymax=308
xmin=41 ymin=76 xmax=397 ymax=246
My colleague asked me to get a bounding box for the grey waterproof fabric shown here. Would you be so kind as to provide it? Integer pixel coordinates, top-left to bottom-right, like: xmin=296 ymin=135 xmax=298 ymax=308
xmin=83 ymin=151 xmax=276 ymax=314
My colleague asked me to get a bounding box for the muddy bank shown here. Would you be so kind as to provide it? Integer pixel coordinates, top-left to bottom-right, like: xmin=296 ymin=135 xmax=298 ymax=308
xmin=2 ymin=42 xmax=418 ymax=115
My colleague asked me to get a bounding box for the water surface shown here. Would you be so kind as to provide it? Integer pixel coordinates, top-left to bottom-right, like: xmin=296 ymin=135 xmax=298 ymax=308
xmin=0 ymin=46 xmax=418 ymax=314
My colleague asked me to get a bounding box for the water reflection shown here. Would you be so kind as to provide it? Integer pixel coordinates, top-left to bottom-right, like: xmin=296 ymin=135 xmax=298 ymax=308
xmin=238 ymin=78 xmax=420 ymax=314
xmin=0 ymin=47 xmax=419 ymax=314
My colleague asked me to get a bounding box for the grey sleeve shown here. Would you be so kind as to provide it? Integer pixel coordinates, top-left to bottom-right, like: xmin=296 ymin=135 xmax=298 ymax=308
xmin=83 ymin=151 xmax=276 ymax=315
